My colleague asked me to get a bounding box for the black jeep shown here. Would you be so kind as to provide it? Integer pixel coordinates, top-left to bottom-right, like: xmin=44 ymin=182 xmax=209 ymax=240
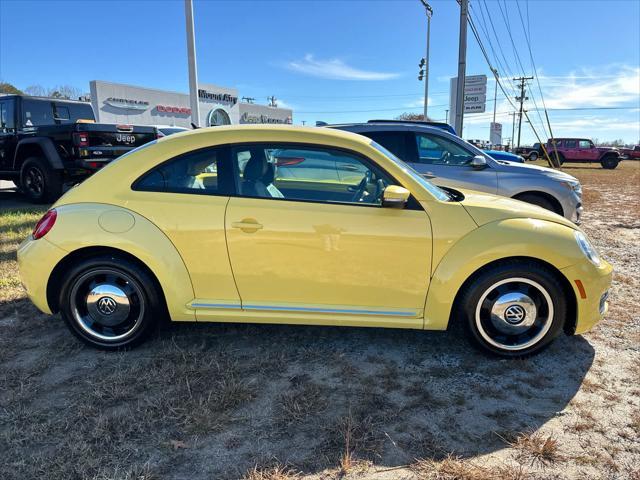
xmin=0 ymin=94 xmax=157 ymax=203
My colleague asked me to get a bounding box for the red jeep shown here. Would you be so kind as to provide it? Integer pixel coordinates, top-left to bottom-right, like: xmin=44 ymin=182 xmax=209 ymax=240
xmin=547 ymin=138 xmax=621 ymax=169
xmin=620 ymin=145 xmax=640 ymax=160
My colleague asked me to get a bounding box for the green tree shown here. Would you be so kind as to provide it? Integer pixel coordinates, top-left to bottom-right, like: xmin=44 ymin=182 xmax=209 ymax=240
xmin=0 ymin=82 xmax=23 ymax=95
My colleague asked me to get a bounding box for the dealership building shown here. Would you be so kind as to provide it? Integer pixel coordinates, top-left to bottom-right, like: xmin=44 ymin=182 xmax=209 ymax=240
xmin=89 ymin=80 xmax=293 ymax=128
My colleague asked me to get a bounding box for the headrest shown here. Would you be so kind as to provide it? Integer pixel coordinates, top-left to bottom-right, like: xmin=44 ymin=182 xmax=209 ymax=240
xmin=243 ymin=148 xmax=267 ymax=181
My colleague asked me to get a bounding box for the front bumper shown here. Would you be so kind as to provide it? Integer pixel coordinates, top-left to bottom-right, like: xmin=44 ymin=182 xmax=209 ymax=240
xmin=560 ymin=258 xmax=613 ymax=335
xmin=17 ymin=236 xmax=68 ymax=315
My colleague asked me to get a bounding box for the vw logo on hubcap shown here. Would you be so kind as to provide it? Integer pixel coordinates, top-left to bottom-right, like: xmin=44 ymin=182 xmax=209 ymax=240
xmin=97 ymin=296 xmax=117 ymax=316
xmin=504 ymin=304 xmax=526 ymax=324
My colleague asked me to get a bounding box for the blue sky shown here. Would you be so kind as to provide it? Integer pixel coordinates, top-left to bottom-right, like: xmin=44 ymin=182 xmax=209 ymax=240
xmin=1 ymin=0 xmax=639 ymax=144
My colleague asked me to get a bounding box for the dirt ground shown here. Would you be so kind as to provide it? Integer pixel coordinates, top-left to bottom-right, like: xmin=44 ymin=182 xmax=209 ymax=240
xmin=0 ymin=162 xmax=638 ymax=480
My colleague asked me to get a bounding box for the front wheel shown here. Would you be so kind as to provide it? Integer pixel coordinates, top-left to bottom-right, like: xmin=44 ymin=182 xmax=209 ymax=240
xmin=58 ymin=255 xmax=163 ymax=349
xmin=600 ymin=156 xmax=619 ymax=169
xmin=529 ymin=152 xmax=538 ymax=161
xmin=456 ymin=262 xmax=567 ymax=357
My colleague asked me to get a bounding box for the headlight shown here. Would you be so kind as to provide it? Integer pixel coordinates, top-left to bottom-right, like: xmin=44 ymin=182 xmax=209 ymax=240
xmin=575 ymin=231 xmax=601 ymax=266
xmin=561 ymin=180 xmax=582 ymax=196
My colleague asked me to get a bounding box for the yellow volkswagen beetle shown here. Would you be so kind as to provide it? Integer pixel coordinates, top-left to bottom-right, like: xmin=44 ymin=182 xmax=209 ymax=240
xmin=17 ymin=125 xmax=612 ymax=357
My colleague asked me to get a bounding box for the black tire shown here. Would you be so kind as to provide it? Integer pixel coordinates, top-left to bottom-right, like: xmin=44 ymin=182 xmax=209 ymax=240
xmin=455 ymin=261 xmax=567 ymax=358
xmin=58 ymin=254 xmax=163 ymax=350
xmin=600 ymin=156 xmax=619 ymax=169
xmin=513 ymin=192 xmax=559 ymax=215
xmin=529 ymin=152 xmax=538 ymax=161
xmin=19 ymin=157 xmax=63 ymax=203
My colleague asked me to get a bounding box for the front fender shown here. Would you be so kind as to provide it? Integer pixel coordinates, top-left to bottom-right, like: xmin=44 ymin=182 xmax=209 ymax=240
xmin=424 ymin=217 xmax=582 ymax=329
xmin=45 ymin=203 xmax=195 ymax=321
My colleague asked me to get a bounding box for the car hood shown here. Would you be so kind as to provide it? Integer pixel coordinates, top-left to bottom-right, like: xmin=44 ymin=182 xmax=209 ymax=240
xmin=493 ymin=160 xmax=578 ymax=182
xmin=457 ymin=189 xmax=577 ymax=229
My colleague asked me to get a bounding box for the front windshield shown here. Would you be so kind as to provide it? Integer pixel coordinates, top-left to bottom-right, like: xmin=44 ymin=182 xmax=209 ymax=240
xmin=369 ymin=140 xmax=451 ymax=202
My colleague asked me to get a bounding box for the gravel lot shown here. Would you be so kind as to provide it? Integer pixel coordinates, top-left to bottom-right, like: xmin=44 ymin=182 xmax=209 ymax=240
xmin=0 ymin=162 xmax=638 ymax=480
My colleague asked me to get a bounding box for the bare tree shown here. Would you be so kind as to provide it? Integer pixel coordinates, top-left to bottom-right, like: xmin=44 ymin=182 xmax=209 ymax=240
xmin=48 ymin=85 xmax=82 ymax=100
xmin=24 ymin=85 xmax=46 ymax=96
xmin=395 ymin=112 xmax=434 ymax=122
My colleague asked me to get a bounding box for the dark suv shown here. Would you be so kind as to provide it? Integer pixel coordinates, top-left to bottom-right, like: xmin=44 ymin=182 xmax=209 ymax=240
xmin=0 ymin=94 xmax=157 ymax=202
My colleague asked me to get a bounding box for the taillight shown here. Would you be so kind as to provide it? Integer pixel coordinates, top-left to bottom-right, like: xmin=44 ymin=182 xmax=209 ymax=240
xmin=73 ymin=132 xmax=90 ymax=147
xmin=32 ymin=209 xmax=57 ymax=240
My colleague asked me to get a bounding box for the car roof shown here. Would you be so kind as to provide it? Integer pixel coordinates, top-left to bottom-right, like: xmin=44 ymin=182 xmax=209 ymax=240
xmin=328 ymin=122 xmax=454 ymax=136
xmin=163 ymin=123 xmax=376 ymax=147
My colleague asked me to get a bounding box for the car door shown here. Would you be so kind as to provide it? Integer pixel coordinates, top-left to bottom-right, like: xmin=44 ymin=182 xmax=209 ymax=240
xmin=408 ymin=132 xmax=498 ymax=194
xmin=0 ymin=98 xmax=18 ymax=170
xmin=563 ymin=139 xmax=579 ymax=160
xmin=578 ymin=140 xmax=599 ymax=161
xmin=224 ymin=143 xmax=432 ymax=326
xmin=126 ymin=146 xmax=242 ymax=311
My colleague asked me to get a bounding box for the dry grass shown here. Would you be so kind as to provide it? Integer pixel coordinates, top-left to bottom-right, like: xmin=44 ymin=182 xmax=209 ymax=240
xmin=0 ymin=162 xmax=638 ymax=479
xmin=412 ymin=455 xmax=530 ymax=480
xmin=508 ymin=431 xmax=562 ymax=466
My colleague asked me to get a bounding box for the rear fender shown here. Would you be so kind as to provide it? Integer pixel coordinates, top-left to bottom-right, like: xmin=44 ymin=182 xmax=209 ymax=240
xmin=45 ymin=203 xmax=195 ymax=321
xmin=15 ymin=137 xmax=64 ymax=170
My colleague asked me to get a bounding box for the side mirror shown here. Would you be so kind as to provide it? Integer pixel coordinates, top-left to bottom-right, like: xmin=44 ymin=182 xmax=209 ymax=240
xmin=382 ymin=185 xmax=410 ymax=209
xmin=470 ymin=155 xmax=487 ymax=169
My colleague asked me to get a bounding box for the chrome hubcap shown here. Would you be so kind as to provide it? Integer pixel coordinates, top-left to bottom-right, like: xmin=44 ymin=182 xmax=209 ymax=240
xmin=475 ymin=277 xmax=553 ymax=351
xmin=70 ymin=268 xmax=144 ymax=342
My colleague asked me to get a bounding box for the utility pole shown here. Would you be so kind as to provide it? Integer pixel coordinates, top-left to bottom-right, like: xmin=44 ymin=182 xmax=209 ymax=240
xmin=508 ymin=111 xmax=517 ymax=151
xmin=419 ymin=0 xmax=433 ymax=120
xmin=514 ymin=76 xmax=533 ymax=148
xmin=454 ymin=0 xmax=468 ymax=135
xmin=491 ymin=68 xmax=498 ymax=124
xmin=184 ymin=0 xmax=200 ymax=127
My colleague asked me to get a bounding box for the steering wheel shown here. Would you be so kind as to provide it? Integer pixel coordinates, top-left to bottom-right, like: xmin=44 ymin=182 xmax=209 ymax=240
xmin=350 ymin=170 xmax=373 ymax=202
xmin=439 ymin=150 xmax=451 ymax=164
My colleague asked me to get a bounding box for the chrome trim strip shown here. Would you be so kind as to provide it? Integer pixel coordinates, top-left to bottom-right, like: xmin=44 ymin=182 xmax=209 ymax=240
xmin=242 ymin=304 xmax=418 ymax=317
xmin=191 ymin=303 xmax=242 ymax=309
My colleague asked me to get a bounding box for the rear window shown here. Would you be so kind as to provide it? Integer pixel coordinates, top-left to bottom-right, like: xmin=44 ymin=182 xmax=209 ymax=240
xmin=22 ymin=99 xmax=54 ymax=126
xmin=22 ymin=99 xmax=94 ymax=126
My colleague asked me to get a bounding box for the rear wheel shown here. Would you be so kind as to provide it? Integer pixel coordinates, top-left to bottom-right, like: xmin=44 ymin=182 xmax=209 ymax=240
xmin=529 ymin=152 xmax=538 ymax=161
xmin=456 ymin=261 xmax=567 ymax=357
xmin=58 ymin=255 xmax=162 ymax=349
xmin=600 ymin=156 xmax=619 ymax=169
xmin=19 ymin=157 xmax=63 ymax=203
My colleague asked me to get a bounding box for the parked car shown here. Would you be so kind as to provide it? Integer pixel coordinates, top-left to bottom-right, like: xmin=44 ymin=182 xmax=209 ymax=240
xmin=0 ymin=94 xmax=158 ymax=202
xmin=546 ymin=138 xmax=621 ymax=169
xmin=153 ymin=125 xmax=190 ymax=137
xmin=329 ymin=122 xmax=584 ymax=223
xmin=482 ymin=149 xmax=525 ymax=163
xmin=18 ymin=125 xmax=611 ymax=357
xmin=619 ymin=145 xmax=640 ymax=160
xmin=515 ymin=143 xmax=543 ymax=161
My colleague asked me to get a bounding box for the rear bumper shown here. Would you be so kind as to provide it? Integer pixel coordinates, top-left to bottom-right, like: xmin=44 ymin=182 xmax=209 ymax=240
xmin=561 ymin=259 xmax=613 ymax=335
xmin=17 ymin=236 xmax=68 ymax=315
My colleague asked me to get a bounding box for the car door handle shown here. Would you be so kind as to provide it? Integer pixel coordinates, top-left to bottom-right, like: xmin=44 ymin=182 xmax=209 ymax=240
xmin=422 ymin=172 xmax=436 ymax=179
xmin=231 ymin=219 xmax=263 ymax=233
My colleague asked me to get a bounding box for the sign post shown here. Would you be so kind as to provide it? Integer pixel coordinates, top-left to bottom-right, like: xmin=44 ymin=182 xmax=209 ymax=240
xmin=490 ymin=122 xmax=502 ymax=146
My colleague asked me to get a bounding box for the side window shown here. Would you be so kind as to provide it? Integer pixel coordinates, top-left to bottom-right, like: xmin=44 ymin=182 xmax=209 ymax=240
xmin=22 ymin=99 xmax=54 ymax=126
xmin=231 ymin=144 xmax=392 ymax=206
xmin=578 ymin=140 xmax=591 ymax=149
xmin=565 ymin=140 xmax=577 ymax=148
xmin=134 ymin=147 xmax=230 ymax=195
xmin=415 ymin=133 xmax=475 ymax=166
xmin=364 ymin=131 xmax=408 ymax=160
xmin=53 ymin=105 xmax=70 ymax=122
xmin=0 ymin=101 xmax=16 ymax=132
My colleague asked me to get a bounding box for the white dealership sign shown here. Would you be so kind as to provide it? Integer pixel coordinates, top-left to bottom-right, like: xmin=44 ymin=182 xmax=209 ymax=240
xmin=449 ymin=75 xmax=488 ymax=120
xmin=490 ymin=122 xmax=502 ymax=145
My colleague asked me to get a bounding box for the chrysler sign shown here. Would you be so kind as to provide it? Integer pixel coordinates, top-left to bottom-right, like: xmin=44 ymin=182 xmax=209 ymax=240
xmin=104 ymin=97 xmax=150 ymax=110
